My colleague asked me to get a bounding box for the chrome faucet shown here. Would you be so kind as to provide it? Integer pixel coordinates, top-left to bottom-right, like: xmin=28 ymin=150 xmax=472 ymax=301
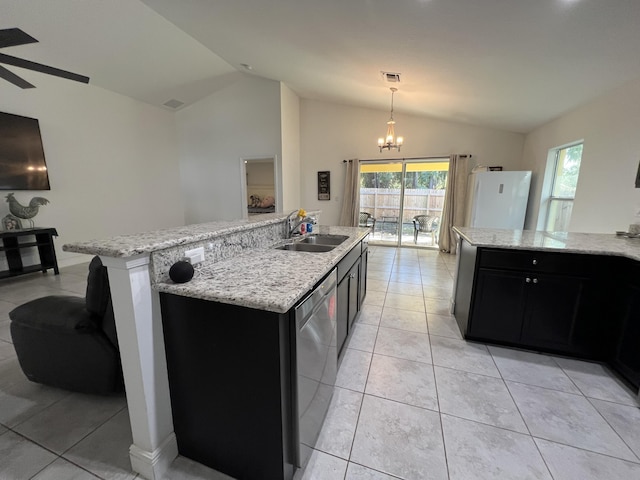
xmin=286 ymin=209 xmax=314 ymax=238
xmin=288 ymin=216 xmax=313 ymax=238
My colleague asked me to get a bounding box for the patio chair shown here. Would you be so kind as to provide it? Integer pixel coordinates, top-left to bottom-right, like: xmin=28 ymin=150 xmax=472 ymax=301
xmin=412 ymin=215 xmax=439 ymax=245
xmin=359 ymin=212 xmax=376 ymax=232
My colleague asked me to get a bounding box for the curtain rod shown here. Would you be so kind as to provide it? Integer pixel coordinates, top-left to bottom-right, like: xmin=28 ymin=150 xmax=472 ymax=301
xmin=342 ymin=154 xmax=472 ymax=163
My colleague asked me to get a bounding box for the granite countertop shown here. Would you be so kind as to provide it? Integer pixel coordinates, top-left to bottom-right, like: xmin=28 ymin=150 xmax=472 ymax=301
xmin=453 ymin=227 xmax=640 ymax=262
xmin=62 ymin=212 xmax=291 ymax=257
xmin=155 ymin=225 xmax=371 ymax=313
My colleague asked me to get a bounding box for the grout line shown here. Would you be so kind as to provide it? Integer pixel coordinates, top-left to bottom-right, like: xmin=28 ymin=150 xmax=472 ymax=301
xmin=530 ymin=434 xmax=640 ymax=467
xmin=487 ymin=349 xmax=557 ymax=479
xmin=343 ymin=247 xmax=395 ymax=465
xmin=584 ymin=395 xmax=640 ymax=463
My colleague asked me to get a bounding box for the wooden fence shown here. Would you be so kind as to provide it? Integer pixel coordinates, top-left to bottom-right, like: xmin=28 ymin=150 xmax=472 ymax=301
xmin=360 ymin=188 xmax=446 ymax=223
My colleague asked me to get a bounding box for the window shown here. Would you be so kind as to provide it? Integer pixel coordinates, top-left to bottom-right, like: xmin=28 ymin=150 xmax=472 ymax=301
xmin=359 ymin=159 xmax=448 ymax=248
xmin=545 ymin=143 xmax=583 ymax=231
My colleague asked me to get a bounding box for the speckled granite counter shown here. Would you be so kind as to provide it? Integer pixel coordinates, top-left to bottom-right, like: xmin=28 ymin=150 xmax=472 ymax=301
xmin=155 ymin=225 xmax=370 ymax=313
xmin=63 ymin=213 xmax=370 ymax=314
xmin=453 ymin=227 xmax=640 ymax=262
xmin=63 ymin=212 xmax=290 ymax=257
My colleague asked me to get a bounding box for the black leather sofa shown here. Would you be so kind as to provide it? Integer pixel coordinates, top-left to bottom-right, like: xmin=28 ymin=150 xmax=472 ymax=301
xmin=9 ymin=256 xmax=123 ymax=394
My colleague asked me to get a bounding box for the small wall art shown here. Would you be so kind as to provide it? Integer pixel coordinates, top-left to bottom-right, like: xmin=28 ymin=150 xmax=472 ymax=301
xmin=318 ymin=171 xmax=330 ymax=200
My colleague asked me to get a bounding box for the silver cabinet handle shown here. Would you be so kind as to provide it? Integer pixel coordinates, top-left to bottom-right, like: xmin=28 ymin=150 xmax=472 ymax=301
xmin=532 ymin=259 xmax=538 ymax=265
xmin=526 ymin=277 xmax=531 ymax=283
xmin=533 ymin=278 xmax=538 ymax=284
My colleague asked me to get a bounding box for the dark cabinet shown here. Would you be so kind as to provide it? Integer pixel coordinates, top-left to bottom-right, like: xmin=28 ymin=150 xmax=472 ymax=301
xmin=520 ymin=272 xmax=592 ymax=354
xmin=456 ymin=242 xmax=640 ymax=393
xmin=337 ymin=273 xmax=349 ymax=354
xmin=359 ymin=244 xmax=368 ymax=306
xmin=159 ymin=294 xmax=295 ymax=480
xmin=468 ymin=248 xmax=599 ymax=357
xmin=470 ymin=269 xmax=527 ymax=343
xmin=347 ymin=259 xmax=361 ymax=329
xmin=337 ymin=256 xmax=361 ymax=355
xmin=336 ymin=238 xmax=368 ymax=356
xmin=611 ymin=262 xmax=640 ymax=389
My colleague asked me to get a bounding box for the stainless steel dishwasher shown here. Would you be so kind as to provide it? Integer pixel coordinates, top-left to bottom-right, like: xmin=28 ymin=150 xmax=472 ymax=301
xmin=294 ymin=269 xmax=337 ymax=468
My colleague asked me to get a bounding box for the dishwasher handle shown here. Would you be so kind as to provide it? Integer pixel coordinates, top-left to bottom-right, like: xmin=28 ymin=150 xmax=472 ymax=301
xmin=295 ymin=269 xmax=337 ymax=326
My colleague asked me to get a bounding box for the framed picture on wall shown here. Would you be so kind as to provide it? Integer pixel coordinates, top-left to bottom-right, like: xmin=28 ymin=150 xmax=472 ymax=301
xmin=318 ymin=171 xmax=330 ymax=200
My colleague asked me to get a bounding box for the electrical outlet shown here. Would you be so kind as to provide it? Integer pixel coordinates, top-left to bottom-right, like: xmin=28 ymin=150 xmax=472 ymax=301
xmin=184 ymin=247 xmax=205 ymax=265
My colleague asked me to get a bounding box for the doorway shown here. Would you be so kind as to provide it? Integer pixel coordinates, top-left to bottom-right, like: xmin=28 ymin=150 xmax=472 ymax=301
xmin=240 ymin=156 xmax=279 ymax=218
xmin=359 ymin=158 xmax=448 ymax=248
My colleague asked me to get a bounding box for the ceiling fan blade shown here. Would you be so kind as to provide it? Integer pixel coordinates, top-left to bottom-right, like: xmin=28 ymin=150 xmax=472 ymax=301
xmin=0 ymin=64 xmax=35 ymax=88
xmin=0 ymin=52 xmax=89 ymax=84
xmin=0 ymin=28 xmax=38 ymax=49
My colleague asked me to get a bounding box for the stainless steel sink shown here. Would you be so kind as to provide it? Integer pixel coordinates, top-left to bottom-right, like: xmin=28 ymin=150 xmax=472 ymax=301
xmin=299 ymin=234 xmax=349 ymax=246
xmin=276 ymin=243 xmax=335 ymax=252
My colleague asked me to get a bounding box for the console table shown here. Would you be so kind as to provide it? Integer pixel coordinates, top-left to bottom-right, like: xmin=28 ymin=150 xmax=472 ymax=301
xmin=0 ymin=228 xmax=59 ymax=280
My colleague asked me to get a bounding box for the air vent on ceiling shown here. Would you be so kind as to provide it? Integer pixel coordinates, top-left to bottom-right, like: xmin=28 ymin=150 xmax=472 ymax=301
xmin=163 ymin=99 xmax=185 ymax=109
xmin=381 ymin=71 xmax=401 ymax=83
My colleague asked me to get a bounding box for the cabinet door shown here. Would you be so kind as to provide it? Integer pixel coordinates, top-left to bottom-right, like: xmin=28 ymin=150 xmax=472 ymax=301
xmin=614 ymin=281 xmax=640 ymax=388
xmin=521 ymin=273 xmax=589 ymax=353
xmin=359 ymin=248 xmax=368 ymax=308
xmin=469 ymin=268 xmax=527 ymax=343
xmin=347 ymin=259 xmax=360 ymax=329
xmin=337 ymin=278 xmax=349 ymax=355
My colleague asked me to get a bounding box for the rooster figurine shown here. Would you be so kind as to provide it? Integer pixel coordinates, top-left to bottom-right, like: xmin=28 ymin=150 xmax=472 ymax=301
xmin=5 ymin=193 xmax=50 ymax=228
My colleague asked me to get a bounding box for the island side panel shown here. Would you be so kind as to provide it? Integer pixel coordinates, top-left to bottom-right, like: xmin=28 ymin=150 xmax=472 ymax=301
xmin=159 ymin=293 xmax=295 ymax=480
xmin=452 ymin=237 xmax=477 ymax=336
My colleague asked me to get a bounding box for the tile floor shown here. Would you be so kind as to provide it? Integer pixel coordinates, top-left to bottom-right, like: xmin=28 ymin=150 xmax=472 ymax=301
xmin=1 ymin=247 xmax=639 ymax=479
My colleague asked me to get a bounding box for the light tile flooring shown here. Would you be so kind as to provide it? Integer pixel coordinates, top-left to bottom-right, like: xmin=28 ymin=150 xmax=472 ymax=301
xmin=1 ymin=247 xmax=639 ymax=479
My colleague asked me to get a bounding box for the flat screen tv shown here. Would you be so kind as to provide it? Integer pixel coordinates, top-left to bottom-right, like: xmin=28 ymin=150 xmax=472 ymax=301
xmin=0 ymin=111 xmax=51 ymax=190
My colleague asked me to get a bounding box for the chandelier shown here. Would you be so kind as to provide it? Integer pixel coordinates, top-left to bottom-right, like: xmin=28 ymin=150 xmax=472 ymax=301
xmin=377 ymin=87 xmax=404 ymax=152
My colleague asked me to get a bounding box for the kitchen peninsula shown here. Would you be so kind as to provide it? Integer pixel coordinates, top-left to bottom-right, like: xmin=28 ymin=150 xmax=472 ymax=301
xmin=452 ymin=226 xmax=640 ymax=399
xmin=63 ymin=212 xmax=370 ymax=480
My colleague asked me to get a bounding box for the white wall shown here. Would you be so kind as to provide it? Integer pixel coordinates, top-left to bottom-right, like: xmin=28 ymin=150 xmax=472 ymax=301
xmin=175 ymin=74 xmax=282 ymax=223
xmin=280 ymin=84 xmax=301 ymax=213
xmin=300 ymin=99 xmax=526 ymax=225
xmin=0 ymin=73 xmax=183 ymax=267
xmin=522 ymin=77 xmax=640 ymax=233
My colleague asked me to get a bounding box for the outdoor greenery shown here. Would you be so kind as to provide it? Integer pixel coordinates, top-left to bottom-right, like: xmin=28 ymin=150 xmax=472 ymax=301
xmin=553 ymin=144 xmax=583 ymax=197
xmin=361 ymin=171 xmax=448 ymax=189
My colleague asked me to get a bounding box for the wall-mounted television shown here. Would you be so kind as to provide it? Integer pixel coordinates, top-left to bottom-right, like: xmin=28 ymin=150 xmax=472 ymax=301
xmin=0 ymin=111 xmax=51 ymax=190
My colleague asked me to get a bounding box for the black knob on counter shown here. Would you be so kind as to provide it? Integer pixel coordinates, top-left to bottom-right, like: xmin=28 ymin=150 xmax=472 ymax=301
xmin=169 ymin=260 xmax=194 ymax=283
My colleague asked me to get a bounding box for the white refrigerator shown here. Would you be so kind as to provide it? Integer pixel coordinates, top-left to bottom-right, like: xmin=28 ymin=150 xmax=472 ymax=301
xmin=464 ymin=171 xmax=532 ymax=229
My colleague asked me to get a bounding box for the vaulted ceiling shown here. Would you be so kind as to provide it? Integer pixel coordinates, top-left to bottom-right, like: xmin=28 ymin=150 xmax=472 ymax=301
xmin=3 ymin=0 xmax=640 ymax=133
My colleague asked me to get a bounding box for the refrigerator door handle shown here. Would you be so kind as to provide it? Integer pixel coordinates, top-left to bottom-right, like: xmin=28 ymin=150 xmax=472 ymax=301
xmin=499 ymin=183 xmax=504 ymax=194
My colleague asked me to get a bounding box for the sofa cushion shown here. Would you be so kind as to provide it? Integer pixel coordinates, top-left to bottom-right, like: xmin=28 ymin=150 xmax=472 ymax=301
xmin=9 ymin=296 xmax=98 ymax=333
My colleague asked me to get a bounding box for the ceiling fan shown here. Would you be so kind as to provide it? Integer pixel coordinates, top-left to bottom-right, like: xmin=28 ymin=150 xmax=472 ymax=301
xmin=0 ymin=28 xmax=89 ymax=89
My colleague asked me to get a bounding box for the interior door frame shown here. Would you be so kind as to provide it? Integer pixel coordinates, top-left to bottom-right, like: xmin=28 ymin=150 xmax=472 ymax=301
xmin=239 ymin=155 xmax=280 ymax=219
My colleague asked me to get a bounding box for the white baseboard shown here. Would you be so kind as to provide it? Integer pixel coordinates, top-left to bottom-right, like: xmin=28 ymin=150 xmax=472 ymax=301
xmin=129 ymin=433 xmax=178 ymax=480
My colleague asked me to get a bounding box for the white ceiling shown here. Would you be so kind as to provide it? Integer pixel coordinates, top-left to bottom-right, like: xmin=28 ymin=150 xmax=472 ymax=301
xmin=3 ymin=0 xmax=640 ymax=133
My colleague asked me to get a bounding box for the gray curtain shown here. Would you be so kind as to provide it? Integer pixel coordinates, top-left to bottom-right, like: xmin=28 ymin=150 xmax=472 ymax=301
xmin=339 ymin=159 xmax=360 ymax=226
xmin=438 ymin=154 xmax=469 ymax=254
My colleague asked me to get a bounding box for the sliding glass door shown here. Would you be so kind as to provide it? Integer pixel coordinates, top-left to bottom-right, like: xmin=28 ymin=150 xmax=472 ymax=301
xmin=359 ymin=159 xmax=448 ymax=248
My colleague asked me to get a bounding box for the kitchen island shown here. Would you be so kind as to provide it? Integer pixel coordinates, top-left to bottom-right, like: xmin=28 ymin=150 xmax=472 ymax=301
xmin=63 ymin=213 xmax=370 ymax=480
xmin=452 ymin=227 xmax=640 ymax=398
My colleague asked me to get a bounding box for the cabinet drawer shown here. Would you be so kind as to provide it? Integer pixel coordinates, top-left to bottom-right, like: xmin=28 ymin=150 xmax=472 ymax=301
xmin=337 ymin=242 xmax=361 ymax=283
xmin=478 ymin=248 xmax=595 ymax=276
